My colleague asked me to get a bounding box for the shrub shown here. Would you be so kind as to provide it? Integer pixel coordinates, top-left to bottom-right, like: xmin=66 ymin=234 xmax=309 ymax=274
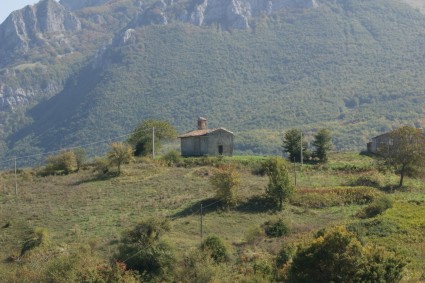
xmin=92 ymin=157 xmax=110 ymax=175
xmin=263 ymin=219 xmax=290 ymax=238
xmin=210 ymin=164 xmax=240 ymax=209
xmin=161 ymin=150 xmax=181 ymax=166
xmin=116 ymin=218 xmax=175 ymax=281
xmin=276 ymin=244 xmax=296 ymax=268
xmin=176 ymin=249 xmax=218 ymax=283
xmin=288 ymin=226 xmax=405 ymax=282
xmin=356 ymin=195 xmax=393 ymax=219
xmin=43 ymin=150 xmax=77 ymax=175
xmin=201 ymin=236 xmax=229 ymax=263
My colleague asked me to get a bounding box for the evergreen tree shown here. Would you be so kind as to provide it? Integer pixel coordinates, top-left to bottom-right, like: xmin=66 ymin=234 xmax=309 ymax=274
xmin=282 ymin=129 xmax=308 ymax=162
xmin=312 ymin=129 xmax=332 ymax=163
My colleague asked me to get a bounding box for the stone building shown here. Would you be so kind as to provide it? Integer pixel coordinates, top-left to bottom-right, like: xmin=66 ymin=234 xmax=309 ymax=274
xmin=367 ymin=132 xmax=392 ymax=153
xmin=178 ymin=117 xmax=234 ymax=157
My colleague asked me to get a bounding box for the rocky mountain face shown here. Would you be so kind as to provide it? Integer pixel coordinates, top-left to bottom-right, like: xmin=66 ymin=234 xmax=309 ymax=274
xmin=59 ymin=0 xmax=111 ymax=11
xmin=133 ymin=0 xmax=318 ymax=29
xmin=0 ymin=0 xmax=80 ymax=67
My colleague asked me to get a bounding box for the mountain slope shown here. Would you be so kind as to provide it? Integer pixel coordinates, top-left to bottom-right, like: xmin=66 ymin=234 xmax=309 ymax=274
xmin=3 ymin=0 xmax=425 ymax=161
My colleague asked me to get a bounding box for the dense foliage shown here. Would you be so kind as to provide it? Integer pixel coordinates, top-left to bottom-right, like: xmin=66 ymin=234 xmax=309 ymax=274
xmin=288 ymin=226 xmax=405 ymax=283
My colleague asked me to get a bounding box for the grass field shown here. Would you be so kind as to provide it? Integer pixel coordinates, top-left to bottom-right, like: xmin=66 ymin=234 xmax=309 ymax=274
xmin=0 ymin=152 xmax=424 ymax=282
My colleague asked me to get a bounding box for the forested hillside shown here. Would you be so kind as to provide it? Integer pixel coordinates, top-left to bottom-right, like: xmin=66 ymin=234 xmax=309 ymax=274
xmin=2 ymin=0 xmax=425 ymax=162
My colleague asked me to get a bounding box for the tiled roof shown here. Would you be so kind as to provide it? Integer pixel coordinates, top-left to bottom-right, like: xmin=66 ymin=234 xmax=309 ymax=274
xmin=178 ymin=128 xmax=233 ymax=138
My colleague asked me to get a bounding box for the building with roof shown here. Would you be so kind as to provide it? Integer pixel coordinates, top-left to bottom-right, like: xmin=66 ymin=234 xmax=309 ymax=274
xmin=178 ymin=117 xmax=234 ymax=157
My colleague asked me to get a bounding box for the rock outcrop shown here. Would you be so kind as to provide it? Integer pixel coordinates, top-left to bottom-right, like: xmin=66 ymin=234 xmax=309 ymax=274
xmin=130 ymin=0 xmax=318 ymax=30
xmin=0 ymin=0 xmax=81 ymax=66
xmin=59 ymin=0 xmax=110 ymax=11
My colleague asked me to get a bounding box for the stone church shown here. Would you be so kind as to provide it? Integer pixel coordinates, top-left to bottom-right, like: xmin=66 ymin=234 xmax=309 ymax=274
xmin=178 ymin=117 xmax=234 ymax=157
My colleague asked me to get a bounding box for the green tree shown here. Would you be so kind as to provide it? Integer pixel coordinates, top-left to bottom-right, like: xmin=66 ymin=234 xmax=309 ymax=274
xmin=44 ymin=150 xmax=77 ymax=175
xmin=263 ymin=157 xmax=294 ymax=211
xmin=282 ymin=129 xmax=308 ymax=162
xmin=288 ymin=226 xmax=405 ymax=283
xmin=312 ymin=129 xmax=332 ymax=163
xmin=210 ymin=164 xmax=240 ymax=209
xmin=128 ymin=120 xmax=177 ymax=156
xmin=107 ymin=142 xmax=134 ymax=175
xmin=116 ymin=218 xmax=175 ymax=281
xmin=376 ymin=126 xmax=425 ymax=187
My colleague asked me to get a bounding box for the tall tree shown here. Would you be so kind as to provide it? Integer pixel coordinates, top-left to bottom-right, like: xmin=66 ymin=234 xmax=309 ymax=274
xmin=312 ymin=129 xmax=332 ymax=163
xmin=263 ymin=157 xmax=294 ymax=211
xmin=107 ymin=142 xmax=134 ymax=175
xmin=128 ymin=120 xmax=177 ymax=156
xmin=282 ymin=129 xmax=308 ymax=162
xmin=376 ymin=126 xmax=425 ymax=188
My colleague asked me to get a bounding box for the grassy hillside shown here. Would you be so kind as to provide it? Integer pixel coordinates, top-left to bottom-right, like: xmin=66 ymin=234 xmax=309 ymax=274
xmin=0 ymin=153 xmax=424 ymax=281
xmin=6 ymin=0 xmax=425 ymax=161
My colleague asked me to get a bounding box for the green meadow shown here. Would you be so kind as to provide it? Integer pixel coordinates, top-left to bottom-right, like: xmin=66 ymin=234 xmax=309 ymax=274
xmin=0 ymin=153 xmax=424 ymax=282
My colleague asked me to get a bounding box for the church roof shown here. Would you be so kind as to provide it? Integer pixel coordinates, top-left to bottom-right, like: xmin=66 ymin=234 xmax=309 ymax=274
xmin=178 ymin=128 xmax=233 ymax=138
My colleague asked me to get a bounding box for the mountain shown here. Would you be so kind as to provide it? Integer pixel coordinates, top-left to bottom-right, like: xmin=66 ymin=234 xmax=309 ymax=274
xmin=2 ymin=0 xmax=425 ymax=164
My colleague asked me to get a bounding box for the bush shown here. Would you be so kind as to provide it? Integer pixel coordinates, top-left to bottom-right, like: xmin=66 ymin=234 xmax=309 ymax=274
xmin=356 ymin=195 xmax=393 ymax=219
xmin=288 ymin=226 xmax=405 ymax=283
xmin=116 ymin=218 xmax=175 ymax=281
xmin=210 ymin=165 xmax=240 ymax=209
xmin=92 ymin=157 xmax=110 ymax=175
xmin=161 ymin=150 xmax=181 ymax=166
xmin=276 ymin=244 xmax=296 ymax=268
xmin=43 ymin=151 xmax=77 ymax=175
xmin=263 ymin=219 xmax=290 ymax=238
xmin=201 ymin=236 xmax=229 ymax=263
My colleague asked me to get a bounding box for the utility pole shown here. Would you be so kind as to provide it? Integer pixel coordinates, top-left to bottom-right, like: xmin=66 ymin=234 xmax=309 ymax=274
xmin=14 ymin=158 xmax=17 ymax=195
xmin=293 ymin=157 xmax=297 ymax=186
xmin=152 ymin=127 xmax=155 ymax=160
xmin=200 ymin=203 xmax=203 ymax=247
xmin=300 ymin=131 xmax=303 ymax=167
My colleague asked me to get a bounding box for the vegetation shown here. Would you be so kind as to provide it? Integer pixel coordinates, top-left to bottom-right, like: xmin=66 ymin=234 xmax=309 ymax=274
xmin=116 ymin=218 xmax=175 ymax=281
xmin=282 ymin=129 xmax=308 ymax=162
xmin=312 ymin=129 xmax=332 ymax=163
xmin=375 ymin=125 xmax=425 ymax=188
xmin=128 ymin=120 xmax=177 ymax=157
xmin=7 ymin=0 xmax=425 ymax=162
xmin=0 ymin=152 xmax=424 ymax=282
xmin=201 ymin=235 xmax=229 ymax=263
xmin=288 ymin=226 xmax=405 ymax=283
xmin=263 ymin=157 xmax=294 ymax=211
xmin=107 ymin=142 xmax=134 ymax=175
xmin=210 ymin=164 xmax=240 ymax=209
xmin=43 ymin=150 xmax=77 ymax=175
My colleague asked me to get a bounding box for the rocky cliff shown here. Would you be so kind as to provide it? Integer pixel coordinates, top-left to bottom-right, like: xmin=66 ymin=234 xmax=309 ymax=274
xmin=0 ymin=0 xmax=80 ymax=67
xmin=132 ymin=0 xmax=318 ymax=29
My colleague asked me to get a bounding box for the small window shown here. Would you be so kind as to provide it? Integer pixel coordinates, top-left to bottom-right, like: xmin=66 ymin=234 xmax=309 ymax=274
xmin=218 ymin=145 xmax=223 ymax=155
